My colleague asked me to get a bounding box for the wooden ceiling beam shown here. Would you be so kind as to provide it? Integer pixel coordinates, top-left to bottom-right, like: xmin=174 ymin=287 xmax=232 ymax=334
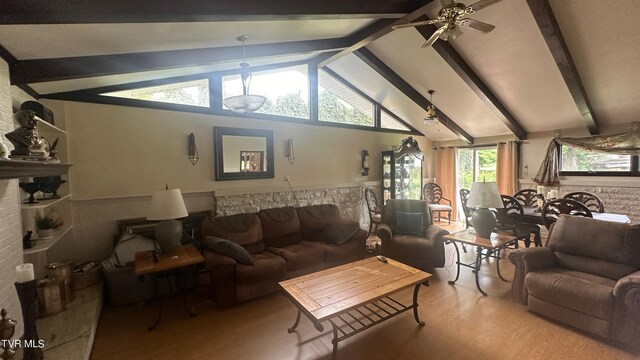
xmin=10 ymin=38 xmax=350 ymax=84
xmin=317 ymin=0 xmax=436 ymax=67
xmin=355 ymin=48 xmax=474 ymax=144
xmin=527 ymin=0 xmax=599 ymax=135
xmin=414 ymin=18 xmax=528 ymax=140
xmin=0 ymin=0 xmax=416 ymax=24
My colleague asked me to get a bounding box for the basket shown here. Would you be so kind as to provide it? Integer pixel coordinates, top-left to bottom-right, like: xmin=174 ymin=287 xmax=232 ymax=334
xmin=72 ymin=262 xmax=102 ymax=290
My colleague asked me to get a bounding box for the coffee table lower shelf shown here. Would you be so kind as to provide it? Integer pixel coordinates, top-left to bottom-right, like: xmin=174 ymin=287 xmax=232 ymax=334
xmin=287 ymin=283 xmax=425 ymax=359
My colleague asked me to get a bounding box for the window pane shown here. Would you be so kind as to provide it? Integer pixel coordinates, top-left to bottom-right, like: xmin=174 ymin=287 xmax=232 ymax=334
xmin=318 ymin=70 xmax=374 ymax=127
xmin=381 ymin=110 xmax=411 ymax=131
xmin=561 ymin=145 xmax=631 ymax=172
xmin=102 ymin=79 xmax=210 ymax=107
xmin=222 ymin=65 xmax=309 ymax=119
xmin=456 ymin=148 xmax=474 ymax=191
xmin=476 ymin=148 xmax=497 ymax=182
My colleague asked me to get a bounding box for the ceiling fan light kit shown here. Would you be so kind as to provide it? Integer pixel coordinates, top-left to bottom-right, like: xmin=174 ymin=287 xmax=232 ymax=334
xmin=223 ymin=35 xmax=267 ymax=114
xmin=392 ymin=0 xmax=501 ymax=48
xmin=424 ymin=90 xmax=439 ymax=126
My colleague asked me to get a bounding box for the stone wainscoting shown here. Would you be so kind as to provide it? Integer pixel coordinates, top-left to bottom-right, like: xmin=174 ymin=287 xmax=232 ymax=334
xmin=520 ymin=179 xmax=639 ymax=222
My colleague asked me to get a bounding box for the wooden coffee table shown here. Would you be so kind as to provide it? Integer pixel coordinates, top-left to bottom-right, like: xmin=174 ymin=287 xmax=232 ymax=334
xmin=135 ymin=244 xmax=205 ymax=330
xmin=279 ymin=257 xmax=431 ymax=359
xmin=444 ymin=229 xmax=518 ymax=296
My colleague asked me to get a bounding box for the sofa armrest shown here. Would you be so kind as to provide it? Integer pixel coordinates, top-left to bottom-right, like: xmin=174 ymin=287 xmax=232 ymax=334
xmin=203 ymin=249 xmax=238 ymax=307
xmin=508 ymin=247 xmax=555 ymax=304
xmin=376 ymin=223 xmax=392 ymax=243
xmin=425 ymin=224 xmax=449 ymax=243
xmin=611 ymin=271 xmax=640 ymax=344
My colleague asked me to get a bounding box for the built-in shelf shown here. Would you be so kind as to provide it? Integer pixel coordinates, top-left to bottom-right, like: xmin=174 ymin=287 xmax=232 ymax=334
xmin=21 ymin=194 xmax=70 ymax=209
xmin=0 ymin=159 xmax=71 ymax=180
xmin=23 ymin=225 xmax=73 ymax=254
xmin=37 ymin=119 xmax=67 ymax=134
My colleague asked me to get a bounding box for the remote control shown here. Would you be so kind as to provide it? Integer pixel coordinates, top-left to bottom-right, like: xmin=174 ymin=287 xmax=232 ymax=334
xmin=376 ymin=255 xmax=388 ymax=263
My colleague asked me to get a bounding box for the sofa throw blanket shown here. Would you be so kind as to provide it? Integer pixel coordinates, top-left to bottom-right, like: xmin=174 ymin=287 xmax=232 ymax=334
xmin=317 ymin=222 xmax=360 ymax=245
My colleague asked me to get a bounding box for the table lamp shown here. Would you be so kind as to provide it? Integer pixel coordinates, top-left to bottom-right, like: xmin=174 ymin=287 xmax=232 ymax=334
xmin=147 ymin=187 xmax=188 ymax=253
xmin=467 ymin=181 xmax=503 ymax=238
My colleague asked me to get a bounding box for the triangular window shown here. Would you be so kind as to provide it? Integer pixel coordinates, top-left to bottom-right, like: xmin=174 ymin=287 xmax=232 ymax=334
xmin=102 ymin=79 xmax=210 ymax=107
xmin=381 ymin=110 xmax=411 ymax=131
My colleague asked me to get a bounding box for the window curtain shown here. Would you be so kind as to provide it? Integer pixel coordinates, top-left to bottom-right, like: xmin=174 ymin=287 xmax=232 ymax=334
xmin=434 ymin=147 xmax=457 ymax=219
xmin=534 ymin=125 xmax=640 ymax=186
xmin=496 ymin=141 xmax=517 ymax=195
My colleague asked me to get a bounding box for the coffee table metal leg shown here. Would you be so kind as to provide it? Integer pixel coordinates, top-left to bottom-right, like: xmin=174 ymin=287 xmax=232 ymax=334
xmin=474 ymin=247 xmax=487 ymax=296
xmin=287 ymin=309 xmax=301 ymax=333
xmin=331 ymin=322 xmax=339 ymax=360
xmin=148 ymin=276 xmax=163 ymax=331
xmin=412 ymin=283 xmax=426 ymax=326
xmin=447 ymin=241 xmax=461 ymax=285
xmin=496 ymin=247 xmax=508 ymax=282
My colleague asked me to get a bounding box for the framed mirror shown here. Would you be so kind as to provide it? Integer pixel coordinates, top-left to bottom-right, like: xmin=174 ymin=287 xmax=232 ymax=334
xmin=214 ymin=126 xmax=274 ymax=181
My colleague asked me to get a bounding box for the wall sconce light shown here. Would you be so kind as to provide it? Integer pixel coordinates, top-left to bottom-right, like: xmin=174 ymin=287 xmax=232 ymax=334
xmin=286 ymin=139 xmax=295 ymax=165
xmin=361 ymin=150 xmax=370 ymax=176
xmin=188 ymin=133 xmax=199 ymax=166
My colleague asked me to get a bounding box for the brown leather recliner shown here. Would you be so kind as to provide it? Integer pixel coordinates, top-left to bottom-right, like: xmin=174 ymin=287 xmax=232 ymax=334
xmin=509 ymin=215 xmax=640 ymax=344
xmin=376 ymin=199 xmax=448 ymax=270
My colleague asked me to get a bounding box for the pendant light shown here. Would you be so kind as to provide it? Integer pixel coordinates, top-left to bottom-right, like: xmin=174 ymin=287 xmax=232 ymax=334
xmin=222 ymin=35 xmax=266 ymax=114
xmin=424 ymin=90 xmax=439 ymax=126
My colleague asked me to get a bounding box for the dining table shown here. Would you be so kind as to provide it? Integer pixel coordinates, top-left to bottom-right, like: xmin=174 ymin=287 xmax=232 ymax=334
xmin=521 ymin=206 xmax=631 ymax=225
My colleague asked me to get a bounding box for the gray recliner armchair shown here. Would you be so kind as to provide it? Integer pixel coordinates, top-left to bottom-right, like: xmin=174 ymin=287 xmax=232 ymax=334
xmin=509 ymin=215 xmax=640 ymax=344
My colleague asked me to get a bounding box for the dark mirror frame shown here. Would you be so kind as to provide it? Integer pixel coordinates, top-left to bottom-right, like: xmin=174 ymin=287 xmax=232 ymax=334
xmin=214 ymin=126 xmax=274 ymax=181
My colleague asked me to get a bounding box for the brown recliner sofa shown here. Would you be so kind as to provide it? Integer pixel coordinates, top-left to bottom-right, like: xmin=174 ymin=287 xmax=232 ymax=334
xmin=202 ymin=204 xmax=367 ymax=306
xmin=509 ymin=215 xmax=640 ymax=344
xmin=376 ymin=199 xmax=448 ymax=271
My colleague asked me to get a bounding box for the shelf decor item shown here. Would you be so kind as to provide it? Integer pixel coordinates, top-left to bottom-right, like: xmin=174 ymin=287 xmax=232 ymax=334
xmin=35 ymin=211 xmax=63 ymax=239
xmin=18 ymin=182 xmax=41 ymax=204
xmin=15 ymin=264 xmax=43 ymax=360
xmin=33 ymin=175 xmax=66 ymax=199
xmin=0 ymin=308 xmax=17 ymax=360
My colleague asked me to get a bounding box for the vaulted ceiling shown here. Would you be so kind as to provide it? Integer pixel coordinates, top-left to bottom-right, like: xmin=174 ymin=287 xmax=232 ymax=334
xmin=1 ymin=0 xmax=638 ymax=143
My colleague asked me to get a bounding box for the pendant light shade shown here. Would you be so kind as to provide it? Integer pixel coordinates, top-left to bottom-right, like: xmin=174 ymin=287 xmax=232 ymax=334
xmin=424 ymin=90 xmax=439 ymax=126
xmin=223 ymin=36 xmax=266 ymax=114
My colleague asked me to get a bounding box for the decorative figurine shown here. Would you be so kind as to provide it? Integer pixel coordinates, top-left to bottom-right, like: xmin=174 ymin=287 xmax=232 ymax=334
xmin=4 ymin=110 xmax=46 ymax=159
xmin=18 ymin=182 xmax=40 ymax=204
xmin=22 ymin=231 xmax=33 ymax=250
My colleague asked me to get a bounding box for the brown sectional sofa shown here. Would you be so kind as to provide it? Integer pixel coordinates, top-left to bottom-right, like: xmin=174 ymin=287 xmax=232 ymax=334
xmin=202 ymin=204 xmax=367 ymax=306
xmin=509 ymin=215 xmax=640 ymax=345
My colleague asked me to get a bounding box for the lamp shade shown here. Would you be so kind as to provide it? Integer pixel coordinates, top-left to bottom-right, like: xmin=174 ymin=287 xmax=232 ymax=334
xmin=147 ymin=188 xmax=188 ymax=220
xmin=467 ymin=182 xmax=503 ymax=208
xmin=223 ymin=94 xmax=266 ymax=114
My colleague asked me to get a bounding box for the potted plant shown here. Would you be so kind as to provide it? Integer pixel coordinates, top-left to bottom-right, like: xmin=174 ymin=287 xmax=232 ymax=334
xmin=35 ymin=212 xmax=63 ymax=239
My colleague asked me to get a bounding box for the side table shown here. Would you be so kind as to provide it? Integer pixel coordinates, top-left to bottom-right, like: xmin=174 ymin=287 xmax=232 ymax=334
xmin=443 ymin=229 xmax=517 ymax=296
xmin=135 ymin=244 xmax=205 ymax=330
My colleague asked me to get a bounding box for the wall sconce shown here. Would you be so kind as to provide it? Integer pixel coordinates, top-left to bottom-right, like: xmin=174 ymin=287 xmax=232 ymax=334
xmin=361 ymin=150 xmax=370 ymax=176
xmin=286 ymin=139 xmax=295 ymax=165
xmin=188 ymin=133 xmax=199 ymax=166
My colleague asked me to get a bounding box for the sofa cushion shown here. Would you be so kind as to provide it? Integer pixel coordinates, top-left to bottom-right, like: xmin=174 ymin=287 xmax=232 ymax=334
xmin=395 ymin=211 xmax=425 ymax=236
xmin=296 ymin=204 xmax=341 ymax=240
xmin=267 ymin=241 xmax=325 ymax=273
xmin=382 ymin=199 xmax=432 ymax=234
xmin=258 ymin=206 xmax=302 ymax=248
xmin=201 ymin=213 xmax=264 ymax=254
xmin=525 ymin=268 xmax=615 ymax=320
xmin=316 ymin=222 xmax=361 ymax=245
xmin=554 ymin=252 xmax=636 ymax=281
xmin=205 ymin=236 xmax=254 ymax=265
xmin=547 ymin=215 xmax=640 ymax=268
xmin=321 ymin=228 xmax=368 ymax=267
xmin=235 ymin=252 xmax=286 ymax=285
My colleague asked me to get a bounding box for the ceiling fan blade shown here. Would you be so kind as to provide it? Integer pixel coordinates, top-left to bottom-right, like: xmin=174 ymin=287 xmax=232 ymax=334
xmin=421 ymin=26 xmax=447 ymax=48
xmin=461 ymin=18 xmax=495 ymax=33
xmin=466 ymin=0 xmax=502 ymax=13
xmin=391 ymin=19 xmax=441 ymax=30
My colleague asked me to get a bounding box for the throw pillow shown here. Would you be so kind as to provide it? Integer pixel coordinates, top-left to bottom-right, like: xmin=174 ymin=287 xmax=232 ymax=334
xmin=317 ymin=222 xmax=361 ymax=245
xmin=205 ymin=236 xmax=255 ymax=265
xmin=395 ymin=211 xmax=425 ymax=236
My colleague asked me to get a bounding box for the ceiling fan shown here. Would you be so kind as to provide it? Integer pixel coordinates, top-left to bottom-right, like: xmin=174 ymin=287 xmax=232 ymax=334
xmin=392 ymin=0 xmax=502 ymax=48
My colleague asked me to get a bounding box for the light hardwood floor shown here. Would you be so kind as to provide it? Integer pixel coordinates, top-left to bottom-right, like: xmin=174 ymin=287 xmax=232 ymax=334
xmin=90 ymin=221 xmax=640 ymax=360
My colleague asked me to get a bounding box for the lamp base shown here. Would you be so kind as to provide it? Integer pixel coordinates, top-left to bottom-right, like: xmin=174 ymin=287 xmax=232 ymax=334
xmin=155 ymin=219 xmax=183 ymax=253
xmin=472 ymin=208 xmax=496 ymax=239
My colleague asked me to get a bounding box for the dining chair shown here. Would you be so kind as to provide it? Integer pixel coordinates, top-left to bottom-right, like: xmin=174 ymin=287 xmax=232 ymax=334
xmin=513 ymin=189 xmax=543 ymax=207
xmin=495 ymin=195 xmax=542 ymax=248
xmin=541 ymin=198 xmax=593 ymax=231
xmin=364 ymin=188 xmax=383 ymax=236
xmin=563 ymin=191 xmax=605 ymax=213
xmin=459 ymin=189 xmax=473 ymax=229
xmin=423 ymin=183 xmax=452 ymax=224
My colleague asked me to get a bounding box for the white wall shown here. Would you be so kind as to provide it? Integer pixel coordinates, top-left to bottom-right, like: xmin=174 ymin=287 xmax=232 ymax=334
xmin=45 ymin=100 xmax=432 ymax=261
xmin=0 ymin=59 xmax=24 ymax=337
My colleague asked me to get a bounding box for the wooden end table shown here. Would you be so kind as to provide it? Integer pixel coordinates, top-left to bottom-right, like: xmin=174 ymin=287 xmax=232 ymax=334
xmin=135 ymin=244 xmax=205 ymax=330
xmin=280 ymin=257 xmax=431 ymax=359
xmin=443 ymin=229 xmax=517 ymax=296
